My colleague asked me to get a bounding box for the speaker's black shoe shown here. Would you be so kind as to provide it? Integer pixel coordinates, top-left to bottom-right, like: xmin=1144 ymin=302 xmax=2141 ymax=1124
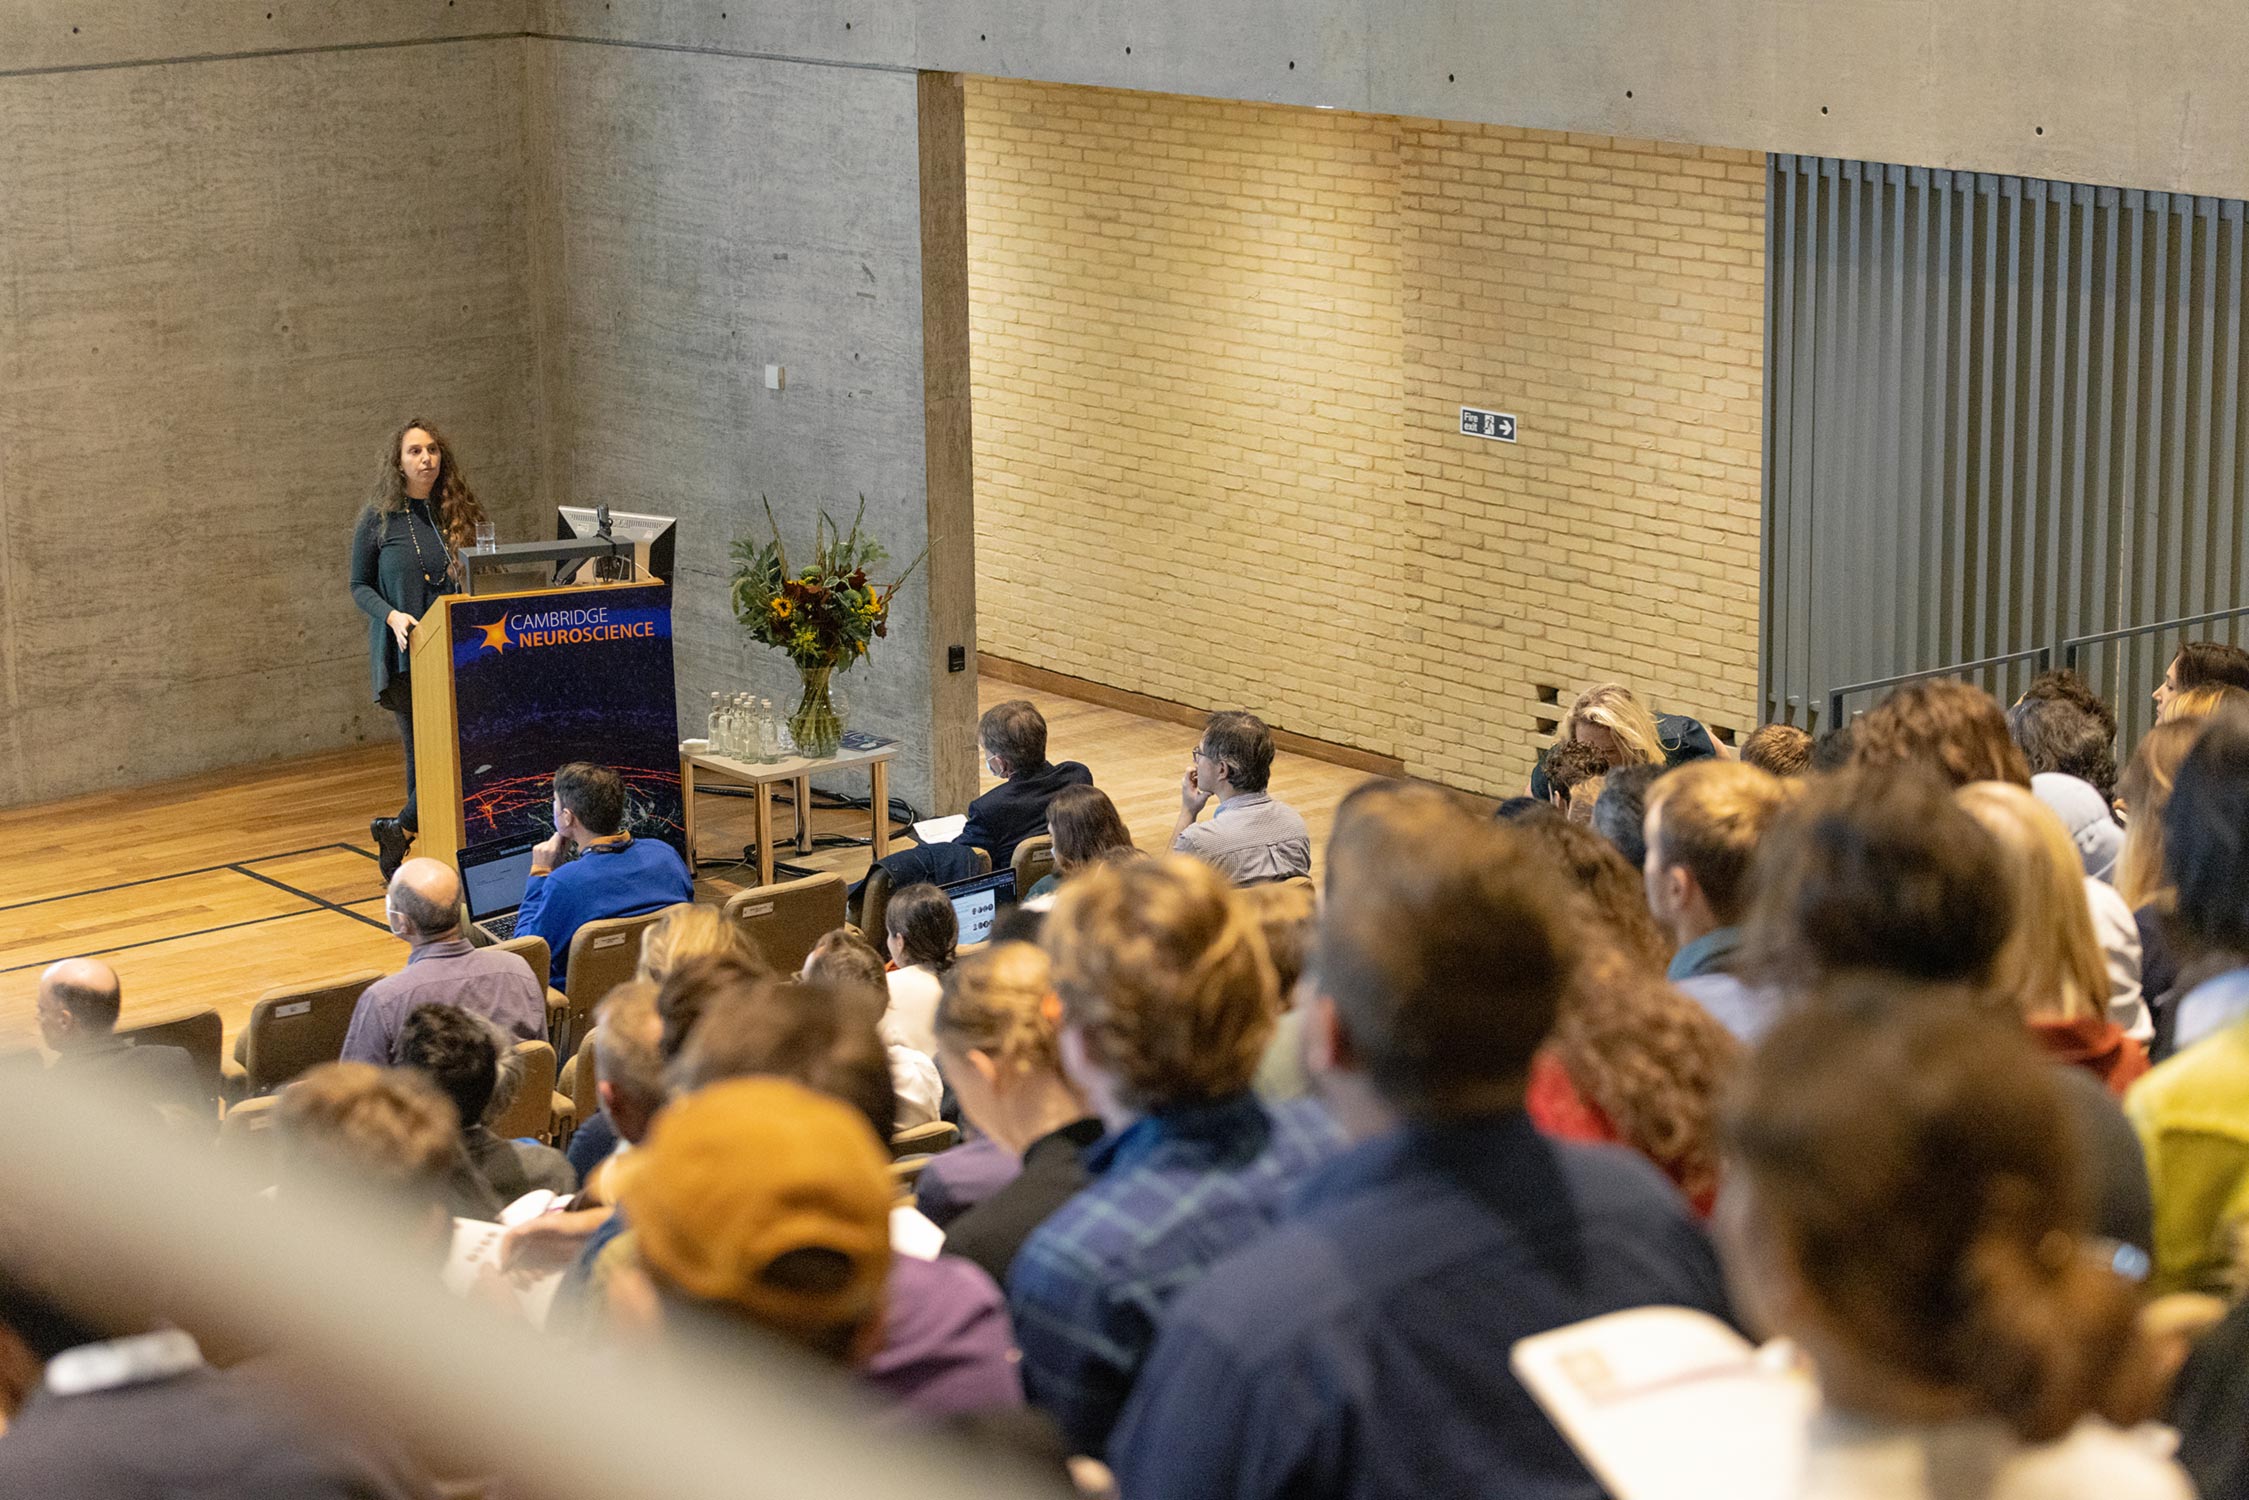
xmin=371 ymin=817 xmax=411 ymax=881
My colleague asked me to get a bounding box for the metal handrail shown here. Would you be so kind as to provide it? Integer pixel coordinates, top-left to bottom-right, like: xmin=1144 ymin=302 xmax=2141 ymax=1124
xmin=1825 ymin=645 xmax=2055 ymax=729
xmin=2061 ymin=602 xmax=2249 ymax=668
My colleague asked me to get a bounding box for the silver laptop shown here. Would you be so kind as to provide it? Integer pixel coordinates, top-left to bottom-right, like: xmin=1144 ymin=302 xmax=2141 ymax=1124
xmin=459 ymin=838 xmax=540 ymax=942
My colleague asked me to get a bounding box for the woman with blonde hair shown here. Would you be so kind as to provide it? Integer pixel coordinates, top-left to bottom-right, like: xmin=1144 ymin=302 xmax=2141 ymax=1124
xmin=1956 ymin=782 xmax=2150 ymax=1094
xmin=1528 ymin=681 xmax=1722 ymax=800
xmin=2159 ymin=681 xmax=2249 ymax=724
xmin=930 ymin=942 xmax=1102 ymax=1284
xmin=634 ymin=901 xmax=770 ymax=986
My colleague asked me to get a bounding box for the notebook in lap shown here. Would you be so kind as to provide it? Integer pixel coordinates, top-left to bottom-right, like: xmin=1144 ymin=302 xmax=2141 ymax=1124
xmin=459 ymin=838 xmax=540 ymax=943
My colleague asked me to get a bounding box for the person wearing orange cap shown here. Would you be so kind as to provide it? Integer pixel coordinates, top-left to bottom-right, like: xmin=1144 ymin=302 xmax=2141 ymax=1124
xmin=606 ymin=1075 xmax=895 ymax=1364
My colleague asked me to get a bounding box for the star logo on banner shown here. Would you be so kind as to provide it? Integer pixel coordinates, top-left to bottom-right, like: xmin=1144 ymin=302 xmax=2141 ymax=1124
xmin=476 ymin=620 xmax=512 ymax=654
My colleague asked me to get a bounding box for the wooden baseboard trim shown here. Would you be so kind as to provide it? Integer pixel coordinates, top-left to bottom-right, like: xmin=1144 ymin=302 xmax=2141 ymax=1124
xmin=978 ymin=655 xmax=1407 ymax=779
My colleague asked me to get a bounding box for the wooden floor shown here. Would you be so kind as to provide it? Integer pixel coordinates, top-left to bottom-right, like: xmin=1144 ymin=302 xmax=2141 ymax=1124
xmin=0 ymin=681 xmax=1379 ymax=1053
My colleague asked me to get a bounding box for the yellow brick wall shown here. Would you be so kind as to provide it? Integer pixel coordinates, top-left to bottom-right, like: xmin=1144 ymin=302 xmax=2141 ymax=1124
xmin=965 ymin=80 xmax=1765 ymax=792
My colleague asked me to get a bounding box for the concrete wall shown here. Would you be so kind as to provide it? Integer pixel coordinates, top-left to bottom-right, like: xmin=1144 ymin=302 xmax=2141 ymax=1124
xmin=968 ymin=81 xmax=1766 ymax=795
xmin=918 ymin=0 xmax=2249 ymax=205
xmin=0 ymin=10 xmax=536 ymax=806
xmin=524 ymin=22 xmax=965 ymax=812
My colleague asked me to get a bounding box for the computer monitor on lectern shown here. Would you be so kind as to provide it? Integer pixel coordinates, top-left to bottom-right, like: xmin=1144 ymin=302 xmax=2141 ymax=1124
xmin=555 ymin=507 xmax=677 ymax=585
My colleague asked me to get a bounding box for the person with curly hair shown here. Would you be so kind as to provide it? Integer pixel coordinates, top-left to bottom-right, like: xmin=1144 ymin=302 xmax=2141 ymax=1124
xmin=350 ymin=417 xmax=490 ymax=878
xmin=1109 ymin=783 xmax=1728 ymax=1500
xmin=1006 ymin=854 xmax=1340 ymax=1455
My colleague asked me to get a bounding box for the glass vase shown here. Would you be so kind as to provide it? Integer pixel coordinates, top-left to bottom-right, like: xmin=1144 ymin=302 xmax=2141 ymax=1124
xmin=790 ymin=664 xmax=844 ymax=759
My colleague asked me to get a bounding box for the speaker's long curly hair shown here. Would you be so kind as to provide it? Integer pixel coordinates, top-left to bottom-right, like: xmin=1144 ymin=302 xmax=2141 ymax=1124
xmin=364 ymin=415 xmax=487 ymax=556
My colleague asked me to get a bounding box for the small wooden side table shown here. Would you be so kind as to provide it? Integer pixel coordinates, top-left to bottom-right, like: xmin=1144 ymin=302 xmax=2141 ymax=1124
xmin=680 ymin=741 xmax=898 ymax=888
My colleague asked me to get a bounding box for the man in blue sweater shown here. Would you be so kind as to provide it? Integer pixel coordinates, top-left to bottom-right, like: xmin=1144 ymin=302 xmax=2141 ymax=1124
xmin=516 ymin=762 xmax=693 ymax=987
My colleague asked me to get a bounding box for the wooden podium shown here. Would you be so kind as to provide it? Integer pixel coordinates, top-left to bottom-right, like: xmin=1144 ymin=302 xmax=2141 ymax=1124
xmin=408 ymin=580 xmax=683 ymax=873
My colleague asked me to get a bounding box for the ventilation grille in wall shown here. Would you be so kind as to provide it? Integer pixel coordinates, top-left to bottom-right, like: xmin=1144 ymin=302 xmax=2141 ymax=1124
xmin=1763 ymin=154 xmax=2249 ymax=744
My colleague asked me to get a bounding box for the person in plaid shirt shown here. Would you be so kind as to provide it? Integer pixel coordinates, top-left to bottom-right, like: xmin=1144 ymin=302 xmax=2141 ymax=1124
xmin=1003 ymin=854 xmax=1341 ymax=1456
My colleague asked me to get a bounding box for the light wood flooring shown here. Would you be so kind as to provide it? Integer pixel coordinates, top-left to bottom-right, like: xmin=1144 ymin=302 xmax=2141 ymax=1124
xmin=0 ymin=681 xmax=1380 ymax=1052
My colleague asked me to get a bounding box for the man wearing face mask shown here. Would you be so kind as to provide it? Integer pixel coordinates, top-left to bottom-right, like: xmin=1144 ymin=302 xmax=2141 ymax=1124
xmin=857 ymin=700 xmax=1093 ymax=895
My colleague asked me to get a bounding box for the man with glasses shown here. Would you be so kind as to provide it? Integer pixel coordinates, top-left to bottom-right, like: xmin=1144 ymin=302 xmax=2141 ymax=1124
xmin=1172 ymin=711 xmax=1312 ymax=884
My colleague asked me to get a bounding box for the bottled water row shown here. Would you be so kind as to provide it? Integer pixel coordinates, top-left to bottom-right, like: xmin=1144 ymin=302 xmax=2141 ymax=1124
xmin=708 ymin=691 xmax=798 ymax=762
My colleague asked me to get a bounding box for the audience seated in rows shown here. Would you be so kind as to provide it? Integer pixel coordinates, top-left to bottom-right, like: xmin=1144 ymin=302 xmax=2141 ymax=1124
xmin=36 ymin=958 xmax=203 ymax=1128
xmin=517 ymin=762 xmax=694 ymax=988
xmin=929 ymin=943 xmax=1103 ymax=1287
xmin=1170 ymin=710 xmax=1313 ymax=884
xmin=1111 ymin=784 xmax=1731 ymax=1499
xmin=662 ymin=961 xmax=1023 ymax=1418
xmin=1642 ymin=760 xmax=1796 ymax=1042
xmin=880 ymin=883 xmax=956 ymax=1058
xmin=1527 ymin=681 xmax=1722 ymax=801
xmin=1741 ymin=769 xmax=2154 ymax=1258
xmin=865 ymin=699 xmax=1093 ymax=893
xmin=1006 ymin=855 xmax=1341 ymax=1454
xmin=1501 ymin=811 xmax=1738 ymax=1215
xmin=1024 ymin=783 xmax=1138 ymax=901
xmin=559 ymin=900 xmax=773 ymax=1176
xmin=607 ymin=1076 xmax=896 ymax=1382
xmin=395 ymin=1003 xmax=575 ymax=1209
xmin=341 ymin=858 xmax=546 ymax=1067
xmin=1723 ymin=988 xmax=2188 ymax=1500
xmin=2128 ymin=712 xmax=2249 ymax=1295
xmin=802 ymin=927 xmax=944 ymax=1129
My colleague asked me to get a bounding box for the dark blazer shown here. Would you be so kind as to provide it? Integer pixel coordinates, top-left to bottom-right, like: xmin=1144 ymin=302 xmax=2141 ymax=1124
xmin=960 ymin=760 xmax=1094 ymax=867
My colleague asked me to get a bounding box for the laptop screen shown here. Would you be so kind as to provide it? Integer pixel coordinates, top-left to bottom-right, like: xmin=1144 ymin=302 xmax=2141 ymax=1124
xmin=939 ymin=869 xmax=1017 ymax=946
xmin=459 ymin=839 xmax=539 ymax=921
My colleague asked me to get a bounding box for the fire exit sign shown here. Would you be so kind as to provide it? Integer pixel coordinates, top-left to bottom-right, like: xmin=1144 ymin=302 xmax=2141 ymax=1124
xmin=1460 ymin=406 xmax=1518 ymax=442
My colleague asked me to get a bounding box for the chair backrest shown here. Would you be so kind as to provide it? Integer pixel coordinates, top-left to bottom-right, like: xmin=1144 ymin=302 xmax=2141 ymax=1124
xmin=117 ymin=1008 xmax=225 ymax=1110
xmin=724 ymin=872 xmax=847 ymax=974
xmin=240 ymin=974 xmax=381 ymax=1094
xmin=1277 ymin=874 xmax=1315 ymax=894
xmin=1011 ymin=835 xmax=1056 ymax=902
xmin=561 ymin=913 xmax=662 ymax=1058
xmin=857 ymin=863 xmax=896 ymax=948
xmin=889 ymin=1119 xmax=960 ymax=1160
xmin=490 ymin=933 xmax=552 ymax=986
xmin=563 ymin=1031 xmax=602 ymax=1123
xmin=490 ymin=1040 xmax=558 ymax=1144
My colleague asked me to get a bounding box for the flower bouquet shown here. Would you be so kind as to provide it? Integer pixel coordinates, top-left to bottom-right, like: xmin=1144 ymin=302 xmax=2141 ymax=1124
xmin=729 ymin=499 xmax=924 ymax=757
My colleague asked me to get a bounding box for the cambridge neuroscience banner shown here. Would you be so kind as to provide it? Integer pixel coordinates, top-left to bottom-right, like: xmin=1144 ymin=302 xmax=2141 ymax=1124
xmin=444 ymin=584 xmax=684 ymax=854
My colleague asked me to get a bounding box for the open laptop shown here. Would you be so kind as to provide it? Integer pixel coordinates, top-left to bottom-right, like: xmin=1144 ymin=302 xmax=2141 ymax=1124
xmin=938 ymin=868 xmax=1018 ymax=947
xmin=458 ymin=837 xmax=541 ymax=942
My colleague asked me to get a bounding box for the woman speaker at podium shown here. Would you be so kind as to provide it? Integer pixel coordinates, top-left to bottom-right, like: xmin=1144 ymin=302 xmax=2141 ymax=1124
xmin=349 ymin=417 xmax=489 ymax=880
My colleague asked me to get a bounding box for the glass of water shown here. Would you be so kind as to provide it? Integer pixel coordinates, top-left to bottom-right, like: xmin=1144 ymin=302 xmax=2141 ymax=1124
xmin=474 ymin=521 xmax=497 ymax=553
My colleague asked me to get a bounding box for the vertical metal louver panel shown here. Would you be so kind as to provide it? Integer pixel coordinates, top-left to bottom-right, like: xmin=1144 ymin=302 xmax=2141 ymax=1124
xmin=1763 ymin=158 xmax=2249 ymax=746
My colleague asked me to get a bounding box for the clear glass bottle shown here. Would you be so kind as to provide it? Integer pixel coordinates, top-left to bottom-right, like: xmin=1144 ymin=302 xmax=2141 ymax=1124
xmin=706 ymin=691 xmax=724 ymax=752
xmin=757 ymin=697 xmax=780 ymax=761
